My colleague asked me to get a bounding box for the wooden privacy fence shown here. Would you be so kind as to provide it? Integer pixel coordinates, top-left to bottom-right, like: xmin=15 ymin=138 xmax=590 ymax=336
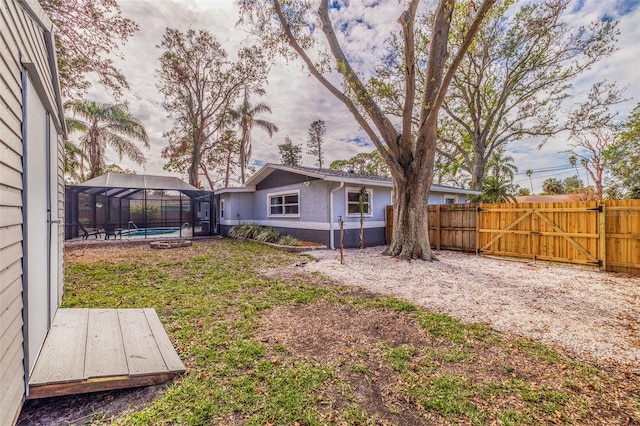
xmin=386 ymin=204 xmax=477 ymax=251
xmin=385 ymin=199 xmax=639 ymax=275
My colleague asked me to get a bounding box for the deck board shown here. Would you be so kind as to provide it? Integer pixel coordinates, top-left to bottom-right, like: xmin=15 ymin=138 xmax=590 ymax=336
xmin=30 ymin=309 xmax=88 ymax=384
xmin=85 ymin=309 xmax=128 ymax=378
xmin=119 ymin=309 xmax=168 ymax=376
xmin=28 ymin=308 xmax=185 ymax=399
xmin=144 ymin=308 xmax=185 ymax=373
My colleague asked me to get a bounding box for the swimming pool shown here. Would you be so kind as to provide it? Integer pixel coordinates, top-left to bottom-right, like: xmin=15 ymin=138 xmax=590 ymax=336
xmin=121 ymin=227 xmax=181 ymax=237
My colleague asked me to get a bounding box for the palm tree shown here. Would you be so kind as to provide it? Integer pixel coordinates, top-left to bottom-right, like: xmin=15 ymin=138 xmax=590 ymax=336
xmin=568 ymin=154 xmax=581 ymax=181
xmin=229 ymin=88 xmax=278 ymax=184
xmin=477 ymin=176 xmax=517 ymax=203
xmin=526 ymin=169 xmax=534 ymax=194
xmin=63 ymin=140 xmax=87 ymax=183
xmin=66 ymin=101 xmax=149 ymax=179
xmin=541 ymin=178 xmax=564 ymax=195
xmin=486 ymin=148 xmax=518 ymax=181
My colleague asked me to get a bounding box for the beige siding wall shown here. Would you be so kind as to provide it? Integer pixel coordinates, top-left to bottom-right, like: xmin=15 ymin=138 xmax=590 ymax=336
xmin=0 ymin=0 xmax=64 ymax=424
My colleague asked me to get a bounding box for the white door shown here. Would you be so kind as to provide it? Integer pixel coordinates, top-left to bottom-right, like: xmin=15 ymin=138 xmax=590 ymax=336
xmin=49 ymin=114 xmax=60 ymax=312
xmin=24 ymin=75 xmax=55 ymax=373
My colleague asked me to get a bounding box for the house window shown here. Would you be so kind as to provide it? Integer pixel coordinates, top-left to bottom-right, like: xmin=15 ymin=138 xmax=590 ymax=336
xmin=444 ymin=195 xmax=458 ymax=205
xmin=346 ymin=187 xmax=373 ymax=217
xmin=220 ymin=199 xmax=224 ymax=219
xmin=268 ymin=190 xmax=300 ymax=217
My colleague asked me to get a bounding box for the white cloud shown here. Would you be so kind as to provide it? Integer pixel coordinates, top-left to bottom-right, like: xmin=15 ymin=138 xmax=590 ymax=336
xmin=79 ymin=0 xmax=638 ymax=192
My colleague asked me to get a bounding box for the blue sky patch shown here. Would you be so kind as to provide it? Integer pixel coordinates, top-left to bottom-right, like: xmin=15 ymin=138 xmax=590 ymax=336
xmin=572 ymin=0 xmax=586 ymax=13
xmin=616 ymin=0 xmax=639 ymax=16
xmin=328 ymin=0 xmax=343 ymax=11
xmin=572 ymin=0 xmax=637 ymax=17
xmin=344 ymin=136 xmax=373 ymax=148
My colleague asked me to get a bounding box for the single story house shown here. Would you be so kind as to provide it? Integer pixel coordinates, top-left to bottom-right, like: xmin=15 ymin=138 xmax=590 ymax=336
xmin=215 ymin=164 xmax=478 ymax=248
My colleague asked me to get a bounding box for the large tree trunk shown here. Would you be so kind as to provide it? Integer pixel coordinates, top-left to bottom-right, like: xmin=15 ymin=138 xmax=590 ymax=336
xmin=384 ymin=169 xmax=436 ymax=260
xmin=471 ymin=145 xmax=486 ymax=191
xmin=189 ymin=146 xmax=202 ymax=188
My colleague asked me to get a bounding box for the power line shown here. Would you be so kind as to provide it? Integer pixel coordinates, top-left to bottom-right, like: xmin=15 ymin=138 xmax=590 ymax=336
xmin=513 ymin=164 xmax=576 ymax=175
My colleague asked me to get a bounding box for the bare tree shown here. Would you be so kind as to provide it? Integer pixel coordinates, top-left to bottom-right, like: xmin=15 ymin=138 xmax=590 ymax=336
xmin=39 ymin=0 xmax=138 ymax=100
xmin=157 ymin=28 xmax=268 ymax=188
xmin=240 ymin=0 xmax=496 ymax=259
xmin=569 ymin=127 xmax=612 ymax=201
xmin=307 ymin=120 xmax=326 ymax=168
xmin=568 ymin=82 xmax=626 ymax=201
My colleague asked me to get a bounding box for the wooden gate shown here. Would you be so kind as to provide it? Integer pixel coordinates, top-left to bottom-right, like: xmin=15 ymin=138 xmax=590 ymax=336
xmin=477 ymin=202 xmax=603 ymax=267
xmin=428 ymin=204 xmax=476 ymax=251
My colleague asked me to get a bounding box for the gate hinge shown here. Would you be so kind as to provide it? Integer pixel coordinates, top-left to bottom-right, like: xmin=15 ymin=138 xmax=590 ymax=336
xmin=587 ymin=205 xmax=603 ymax=212
xmin=587 ymin=260 xmax=603 ymax=267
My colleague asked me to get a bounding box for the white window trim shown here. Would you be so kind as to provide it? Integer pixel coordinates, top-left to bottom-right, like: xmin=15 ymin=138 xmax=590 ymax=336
xmin=444 ymin=194 xmax=458 ymax=204
xmin=345 ymin=187 xmax=373 ymax=218
xmin=267 ymin=189 xmax=301 ymax=218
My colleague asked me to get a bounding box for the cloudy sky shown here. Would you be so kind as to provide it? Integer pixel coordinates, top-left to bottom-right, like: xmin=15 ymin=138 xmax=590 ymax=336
xmin=86 ymin=0 xmax=640 ymax=192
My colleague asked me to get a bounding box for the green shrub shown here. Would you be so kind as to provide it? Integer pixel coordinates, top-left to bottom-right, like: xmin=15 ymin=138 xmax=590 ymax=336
xmin=229 ymin=224 xmax=300 ymax=246
xmin=229 ymin=224 xmax=262 ymax=239
xmin=277 ymin=235 xmax=300 ymax=246
xmin=254 ymin=227 xmax=280 ymax=243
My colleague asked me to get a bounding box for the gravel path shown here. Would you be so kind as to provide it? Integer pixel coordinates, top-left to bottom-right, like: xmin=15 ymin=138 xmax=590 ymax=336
xmin=302 ymin=247 xmax=640 ymax=367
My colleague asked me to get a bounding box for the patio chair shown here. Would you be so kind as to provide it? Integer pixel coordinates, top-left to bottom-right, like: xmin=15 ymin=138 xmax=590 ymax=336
xmin=79 ymin=223 xmax=102 ymax=240
xmin=104 ymin=223 xmax=122 ymax=240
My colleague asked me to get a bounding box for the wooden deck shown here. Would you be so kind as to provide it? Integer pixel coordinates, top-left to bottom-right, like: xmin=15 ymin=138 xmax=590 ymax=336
xmin=28 ymin=308 xmax=185 ymax=399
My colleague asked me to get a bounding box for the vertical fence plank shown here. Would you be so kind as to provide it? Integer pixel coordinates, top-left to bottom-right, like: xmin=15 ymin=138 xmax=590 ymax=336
xmin=435 ymin=204 xmax=441 ymax=250
xmin=599 ymin=204 xmax=606 ymax=271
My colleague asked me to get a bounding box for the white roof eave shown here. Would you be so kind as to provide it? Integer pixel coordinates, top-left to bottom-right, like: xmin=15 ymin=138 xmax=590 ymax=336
xmin=323 ymin=175 xmax=393 ymax=187
xmin=214 ymin=186 xmax=256 ymax=195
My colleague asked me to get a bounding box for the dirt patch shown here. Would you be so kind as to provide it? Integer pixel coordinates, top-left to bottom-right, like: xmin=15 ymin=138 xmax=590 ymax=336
xmin=302 ymin=247 xmax=640 ymax=368
xmin=255 ymin=298 xmax=640 ymax=425
xmin=18 ymin=384 xmax=167 ymax=425
xmin=257 ymin=301 xmax=432 ymax=424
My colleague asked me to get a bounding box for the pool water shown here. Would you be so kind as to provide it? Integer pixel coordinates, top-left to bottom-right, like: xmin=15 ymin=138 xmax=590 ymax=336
xmin=121 ymin=227 xmax=180 ymax=237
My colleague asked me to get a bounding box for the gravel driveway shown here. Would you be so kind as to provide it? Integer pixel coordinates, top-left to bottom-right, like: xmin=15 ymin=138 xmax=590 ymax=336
xmin=302 ymin=247 xmax=640 ymax=367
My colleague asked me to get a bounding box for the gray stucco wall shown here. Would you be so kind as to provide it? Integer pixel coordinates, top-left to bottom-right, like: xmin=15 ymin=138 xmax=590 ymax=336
xmin=220 ymin=192 xmax=254 ymax=225
xmin=253 ymin=180 xmax=332 ymax=223
xmin=332 ymin=227 xmax=386 ymax=248
xmin=331 ymin=185 xmax=391 ymax=224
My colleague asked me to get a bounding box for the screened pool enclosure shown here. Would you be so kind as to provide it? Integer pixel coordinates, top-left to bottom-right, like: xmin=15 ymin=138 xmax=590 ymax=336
xmin=65 ymin=174 xmax=217 ymax=240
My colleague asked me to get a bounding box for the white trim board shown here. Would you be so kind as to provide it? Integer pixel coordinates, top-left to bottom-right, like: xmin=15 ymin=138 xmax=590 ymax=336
xmin=219 ymin=220 xmax=386 ymax=230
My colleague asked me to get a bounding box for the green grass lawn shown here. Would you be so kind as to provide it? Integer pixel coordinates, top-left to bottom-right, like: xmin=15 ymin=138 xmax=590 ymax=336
xmin=62 ymin=240 xmax=639 ymax=425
